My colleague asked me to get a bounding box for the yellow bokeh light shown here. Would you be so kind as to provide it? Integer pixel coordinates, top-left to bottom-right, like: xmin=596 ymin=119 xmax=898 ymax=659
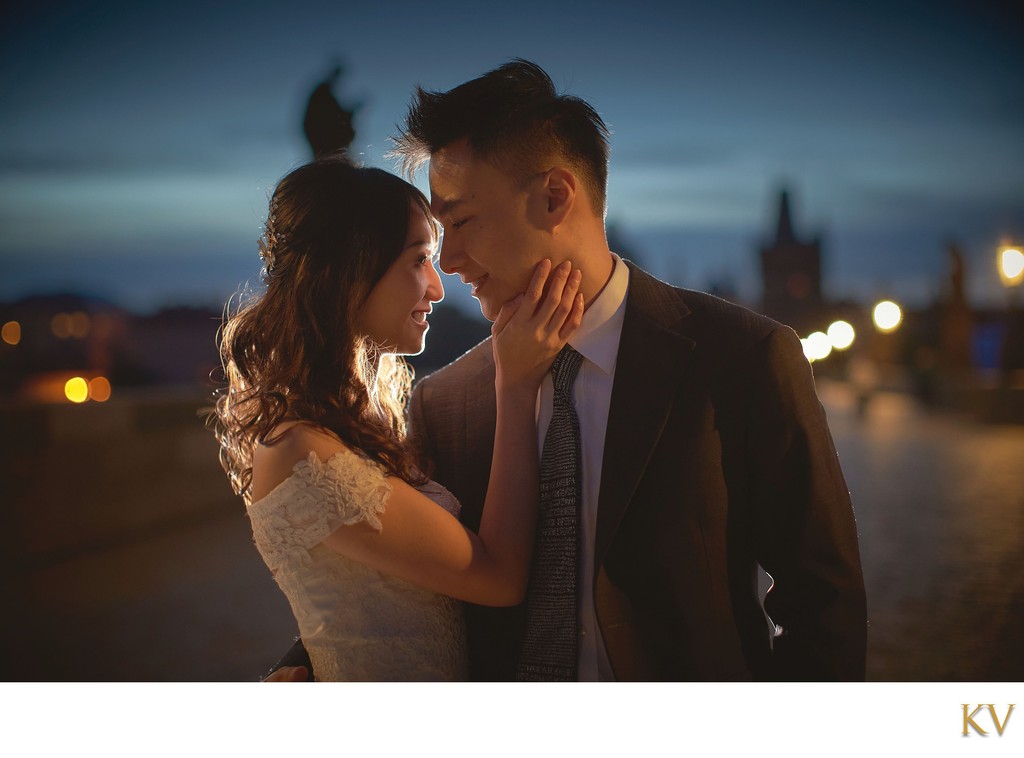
xmin=65 ymin=377 xmax=89 ymax=403
xmin=827 ymin=320 xmax=856 ymax=350
xmin=88 ymin=376 xmax=112 ymax=402
xmin=999 ymin=247 xmax=1024 ymax=286
xmin=2 ymin=320 xmax=20 ymax=346
xmin=873 ymin=301 xmax=902 ymax=333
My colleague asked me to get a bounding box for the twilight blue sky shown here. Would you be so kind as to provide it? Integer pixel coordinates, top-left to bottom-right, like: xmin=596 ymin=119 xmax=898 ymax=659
xmin=1 ymin=0 xmax=1022 ymax=315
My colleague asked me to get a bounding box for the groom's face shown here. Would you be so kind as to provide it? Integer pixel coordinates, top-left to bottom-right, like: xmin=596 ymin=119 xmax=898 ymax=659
xmin=429 ymin=139 xmax=549 ymax=321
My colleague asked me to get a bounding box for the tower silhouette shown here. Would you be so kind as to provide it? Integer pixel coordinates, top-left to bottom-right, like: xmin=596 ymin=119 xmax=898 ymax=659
xmin=760 ymin=188 xmax=822 ymax=334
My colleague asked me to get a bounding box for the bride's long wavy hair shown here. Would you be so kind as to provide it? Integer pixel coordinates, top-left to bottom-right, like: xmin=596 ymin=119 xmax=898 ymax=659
xmin=211 ymin=157 xmax=438 ymax=505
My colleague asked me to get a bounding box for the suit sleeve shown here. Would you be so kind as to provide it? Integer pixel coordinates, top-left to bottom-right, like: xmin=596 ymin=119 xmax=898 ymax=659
xmin=746 ymin=326 xmax=867 ymax=680
xmin=408 ymin=378 xmax=437 ymax=469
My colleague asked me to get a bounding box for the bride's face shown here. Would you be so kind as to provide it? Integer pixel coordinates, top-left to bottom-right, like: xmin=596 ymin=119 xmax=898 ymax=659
xmin=358 ymin=203 xmax=444 ymax=355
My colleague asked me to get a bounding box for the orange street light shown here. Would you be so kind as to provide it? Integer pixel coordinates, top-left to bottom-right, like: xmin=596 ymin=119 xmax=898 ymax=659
xmin=1 ymin=320 xmax=20 ymax=346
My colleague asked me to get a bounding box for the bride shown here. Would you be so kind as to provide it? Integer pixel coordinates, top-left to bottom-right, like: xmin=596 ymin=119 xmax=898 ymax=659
xmin=212 ymin=157 xmax=583 ymax=680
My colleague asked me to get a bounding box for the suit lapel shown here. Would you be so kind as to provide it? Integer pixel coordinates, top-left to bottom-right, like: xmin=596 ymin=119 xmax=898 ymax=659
xmin=449 ymin=267 xmax=695 ymax=563
xmin=594 ymin=265 xmax=695 ymax=568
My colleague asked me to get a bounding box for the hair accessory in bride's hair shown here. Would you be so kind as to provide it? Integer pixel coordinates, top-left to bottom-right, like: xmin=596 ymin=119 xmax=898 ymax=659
xmin=258 ymin=210 xmax=285 ymax=277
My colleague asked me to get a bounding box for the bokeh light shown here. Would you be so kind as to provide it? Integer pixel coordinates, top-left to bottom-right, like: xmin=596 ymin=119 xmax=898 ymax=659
xmin=827 ymin=320 xmax=856 ymax=350
xmin=1 ymin=320 xmax=20 ymax=346
xmin=50 ymin=311 xmax=92 ymax=339
xmin=70 ymin=311 xmax=91 ymax=339
xmin=51 ymin=313 xmax=73 ymax=339
xmin=803 ymin=331 xmax=833 ymax=362
xmin=64 ymin=377 xmax=89 ymax=403
xmin=999 ymin=247 xmax=1024 ymax=286
xmin=88 ymin=376 xmax=112 ymax=402
xmin=873 ymin=301 xmax=903 ymax=333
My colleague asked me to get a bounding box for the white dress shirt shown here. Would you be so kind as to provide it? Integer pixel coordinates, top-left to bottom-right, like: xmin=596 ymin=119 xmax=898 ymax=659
xmin=536 ymin=253 xmax=629 ymax=681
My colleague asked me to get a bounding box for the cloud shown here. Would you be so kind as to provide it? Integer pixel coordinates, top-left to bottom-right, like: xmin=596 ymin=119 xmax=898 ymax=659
xmin=613 ymin=140 xmax=741 ymax=171
xmin=0 ymin=120 xmax=297 ymax=178
xmin=0 ymin=170 xmax=270 ymax=255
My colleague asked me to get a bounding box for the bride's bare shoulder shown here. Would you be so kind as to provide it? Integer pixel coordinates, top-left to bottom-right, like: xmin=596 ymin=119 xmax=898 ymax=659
xmin=251 ymin=421 xmax=348 ymax=502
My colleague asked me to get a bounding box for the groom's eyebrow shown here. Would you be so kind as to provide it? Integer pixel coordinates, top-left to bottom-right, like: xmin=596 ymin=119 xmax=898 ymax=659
xmin=432 ymin=197 xmax=465 ymax=219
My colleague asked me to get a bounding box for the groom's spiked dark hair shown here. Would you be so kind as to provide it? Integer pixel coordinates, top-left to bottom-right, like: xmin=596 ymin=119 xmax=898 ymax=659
xmin=390 ymin=59 xmax=611 ymax=215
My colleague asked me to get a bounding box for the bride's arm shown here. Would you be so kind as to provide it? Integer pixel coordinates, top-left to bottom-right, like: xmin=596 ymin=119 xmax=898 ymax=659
xmin=327 ymin=259 xmax=581 ymax=606
xmin=256 ymin=260 xmax=582 ymax=606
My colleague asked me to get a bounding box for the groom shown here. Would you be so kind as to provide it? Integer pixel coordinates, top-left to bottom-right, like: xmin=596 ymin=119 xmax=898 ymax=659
xmin=272 ymin=59 xmax=866 ymax=681
xmin=399 ymin=59 xmax=865 ymax=682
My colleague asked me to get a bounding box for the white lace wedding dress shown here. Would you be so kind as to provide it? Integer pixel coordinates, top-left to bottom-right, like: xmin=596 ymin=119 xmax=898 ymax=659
xmin=247 ymin=447 xmax=469 ymax=681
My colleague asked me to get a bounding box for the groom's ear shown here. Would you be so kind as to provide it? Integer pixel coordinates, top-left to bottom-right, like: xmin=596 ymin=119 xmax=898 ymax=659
xmin=538 ymin=166 xmax=576 ymax=229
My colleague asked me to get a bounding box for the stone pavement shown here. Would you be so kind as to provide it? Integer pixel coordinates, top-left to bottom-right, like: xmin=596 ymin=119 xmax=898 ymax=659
xmin=2 ymin=381 xmax=1022 ymax=681
xmin=1 ymin=392 xmax=296 ymax=681
xmin=818 ymin=380 xmax=1024 ymax=681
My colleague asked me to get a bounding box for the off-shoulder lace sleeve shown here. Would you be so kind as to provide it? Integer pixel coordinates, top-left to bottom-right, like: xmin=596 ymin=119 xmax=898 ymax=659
xmin=248 ymin=448 xmax=392 ymax=568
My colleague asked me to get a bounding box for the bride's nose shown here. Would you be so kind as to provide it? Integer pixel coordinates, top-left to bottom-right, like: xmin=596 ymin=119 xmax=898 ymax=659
xmin=426 ymin=260 xmax=444 ymax=303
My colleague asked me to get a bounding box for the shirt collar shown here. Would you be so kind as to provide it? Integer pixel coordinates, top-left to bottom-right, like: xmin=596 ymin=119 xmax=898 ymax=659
xmin=568 ymin=253 xmax=629 ymax=376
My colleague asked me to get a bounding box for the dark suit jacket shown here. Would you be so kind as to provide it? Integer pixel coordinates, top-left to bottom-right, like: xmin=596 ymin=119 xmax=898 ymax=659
xmin=409 ymin=262 xmax=867 ymax=681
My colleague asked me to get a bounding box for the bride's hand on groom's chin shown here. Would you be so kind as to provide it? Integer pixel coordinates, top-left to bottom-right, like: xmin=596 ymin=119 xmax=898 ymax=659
xmin=491 ymin=259 xmax=583 ymax=389
xmin=262 ymin=665 xmax=308 ymax=682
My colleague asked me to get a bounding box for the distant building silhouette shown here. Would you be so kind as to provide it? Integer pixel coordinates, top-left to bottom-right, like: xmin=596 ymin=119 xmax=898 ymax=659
xmin=760 ymin=188 xmax=823 ymax=334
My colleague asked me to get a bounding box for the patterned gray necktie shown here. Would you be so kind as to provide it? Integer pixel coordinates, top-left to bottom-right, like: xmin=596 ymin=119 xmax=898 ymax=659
xmin=517 ymin=345 xmax=584 ymax=682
